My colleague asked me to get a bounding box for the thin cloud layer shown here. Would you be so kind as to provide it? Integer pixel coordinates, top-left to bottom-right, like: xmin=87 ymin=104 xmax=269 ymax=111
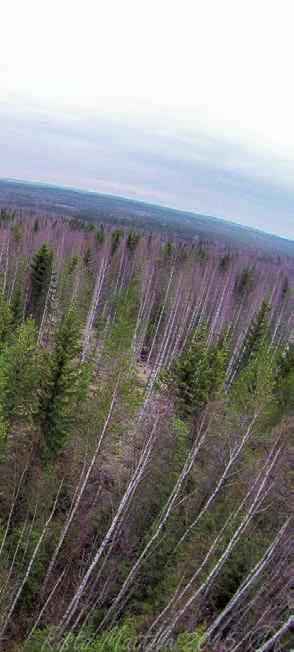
xmin=0 ymin=107 xmax=293 ymax=239
xmin=1 ymin=1 xmax=294 ymax=239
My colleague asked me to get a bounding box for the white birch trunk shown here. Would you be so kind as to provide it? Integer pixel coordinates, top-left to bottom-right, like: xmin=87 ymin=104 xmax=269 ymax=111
xmin=175 ymin=411 xmax=260 ymax=552
xmin=39 ymin=382 xmax=119 ymax=601
xmin=82 ymin=249 xmax=108 ymax=362
xmin=205 ymin=518 xmax=290 ymax=644
xmin=147 ymin=443 xmax=282 ymax=650
xmin=0 ymin=481 xmax=63 ymax=638
xmin=146 ymin=263 xmax=175 ymax=367
xmin=56 ymin=418 xmax=159 ymax=639
xmin=97 ymin=414 xmax=208 ymax=631
xmin=256 ymin=615 xmax=293 ymax=652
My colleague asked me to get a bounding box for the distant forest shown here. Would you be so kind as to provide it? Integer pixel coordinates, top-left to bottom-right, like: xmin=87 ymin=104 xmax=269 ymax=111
xmin=0 ymin=206 xmax=292 ymax=651
xmin=0 ymin=179 xmax=293 ymax=256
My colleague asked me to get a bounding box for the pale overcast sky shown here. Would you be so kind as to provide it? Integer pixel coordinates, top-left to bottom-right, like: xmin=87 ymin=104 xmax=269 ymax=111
xmin=0 ymin=0 xmax=294 ymax=239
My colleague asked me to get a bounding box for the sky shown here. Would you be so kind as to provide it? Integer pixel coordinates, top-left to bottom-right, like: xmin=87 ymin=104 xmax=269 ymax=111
xmin=0 ymin=0 xmax=294 ymax=240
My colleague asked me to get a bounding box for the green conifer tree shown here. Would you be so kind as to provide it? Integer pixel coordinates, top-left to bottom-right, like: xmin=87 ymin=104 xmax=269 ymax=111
xmin=275 ymin=339 xmax=294 ymax=416
xmin=29 ymin=244 xmax=53 ymax=324
xmin=0 ymin=291 xmax=13 ymax=353
xmin=11 ymin=220 xmax=22 ymax=242
xmin=83 ymin=247 xmax=92 ymax=271
xmin=104 ymin=280 xmax=140 ymax=358
xmin=231 ymin=338 xmax=277 ymax=417
xmin=96 ymin=225 xmax=105 ymax=246
xmin=11 ymin=284 xmax=24 ymax=326
xmin=127 ymin=231 xmax=140 ymax=251
xmin=38 ymin=309 xmax=82 ymax=457
xmin=164 ymin=324 xmax=230 ymax=419
xmin=234 ymin=301 xmax=270 ymax=377
xmin=234 ymin=265 xmax=256 ymax=297
xmin=165 ymin=240 xmax=173 ymax=259
xmin=219 ymin=253 xmax=231 ymax=271
xmin=0 ymin=208 xmax=10 ymax=224
xmin=0 ymin=319 xmax=39 ymax=425
xmin=11 ymin=260 xmax=27 ymax=326
xmin=281 ymin=276 xmax=291 ymax=300
xmin=111 ymin=230 xmax=123 ymax=256
xmin=59 ymin=253 xmax=80 ymax=312
xmin=0 ymin=292 xmax=13 ymax=447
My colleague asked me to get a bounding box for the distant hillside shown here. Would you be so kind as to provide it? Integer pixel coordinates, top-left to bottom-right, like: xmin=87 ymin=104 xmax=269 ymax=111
xmin=0 ymin=178 xmax=293 ymax=256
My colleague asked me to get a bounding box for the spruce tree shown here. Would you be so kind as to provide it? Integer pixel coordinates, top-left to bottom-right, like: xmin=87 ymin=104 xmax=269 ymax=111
xmin=29 ymin=244 xmax=53 ymax=324
xmin=0 ymin=319 xmax=39 ymax=426
xmin=127 ymin=231 xmax=140 ymax=251
xmin=111 ymin=230 xmax=123 ymax=256
xmin=164 ymin=324 xmax=230 ymax=419
xmin=275 ymin=338 xmax=294 ymax=416
xmin=11 ymin=260 xmax=27 ymax=326
xmin=0 ymin=291 xmax=13 ymax=353
xmin=38 ymin=309 xmax=82 ymax=457
xmin=59 ymin=253 xmax=80 ymax=312
xmin=0 ymin=292 xmax=13 ymax=446
xmin=96 ymin=225 xmax=105 ymax=246
xmin=219 ymin=253 xmax=231 ymax=271
xmin=281 ymin=276 xmax=291 ymax=300
xmin=232 ymin=337 xmax=277 ymax=417
xmin=83 ymin=247 xmax=92 ymax=271
xmin=103 ymin=280 xmax=140 ymax=359
xmin=11 ymin=284 xmax=24 ymax=326
xmin=0 ymin=208 xmax=10 ymax=224
xmin=234 ymin=301 xmax=270 ymax=377
xmin=165 ymin=240 xmax=173 ymax=259
xmin=234 ymin=265 xmax=256 ymax=297
xmin=11 ymin=220 xmax=22 ymax=242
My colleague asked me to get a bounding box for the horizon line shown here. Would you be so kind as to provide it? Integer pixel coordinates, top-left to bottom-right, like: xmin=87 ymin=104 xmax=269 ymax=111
xmin=0 ymin=176 xmax=293 ymax=244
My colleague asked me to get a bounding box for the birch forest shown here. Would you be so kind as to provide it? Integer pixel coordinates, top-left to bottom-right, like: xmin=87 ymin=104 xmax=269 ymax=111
xmin=0 ymin=208 xmax=292 ymax=651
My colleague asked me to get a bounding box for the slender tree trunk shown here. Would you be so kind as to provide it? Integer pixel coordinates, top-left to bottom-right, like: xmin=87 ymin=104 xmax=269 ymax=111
xmin=56 ymin=418 xmax=159 ymax=639
xmin=146 ymin=443 xmax=282 ymax=650
xmin=97 ymin=414 xmax=208 ymax=632
xmin=0 ymin=481 xmax=63 ymax=638
xmin=82 ymin=248 xmax=108 ymax=362
xmin=256 ymin=615 xmax=293 ymax=652
xmin=204 ymin=518 xmax=290 ymax=644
